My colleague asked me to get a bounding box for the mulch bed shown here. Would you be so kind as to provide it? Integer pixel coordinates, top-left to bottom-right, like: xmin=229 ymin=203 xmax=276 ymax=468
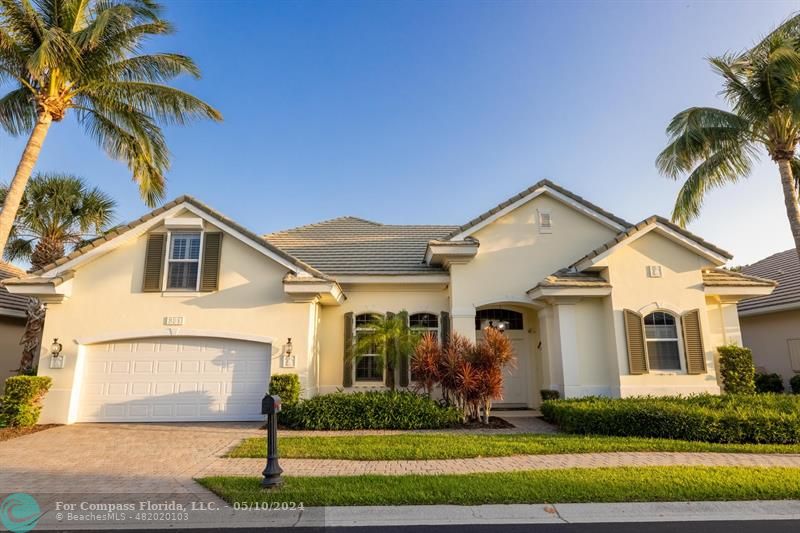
xmin=0 ymin=424 xmax=58 ymax=442
xmin=455 ymin=416 xmax=515 ymax=429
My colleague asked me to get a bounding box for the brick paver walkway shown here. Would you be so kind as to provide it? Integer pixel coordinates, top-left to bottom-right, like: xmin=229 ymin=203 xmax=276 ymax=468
xmin=198 ymin=452 xmax=800 ymax=478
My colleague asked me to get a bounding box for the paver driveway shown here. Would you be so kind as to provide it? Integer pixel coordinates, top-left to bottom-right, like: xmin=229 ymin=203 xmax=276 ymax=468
xmin=0 ymin=422 xmax=262 ymax=496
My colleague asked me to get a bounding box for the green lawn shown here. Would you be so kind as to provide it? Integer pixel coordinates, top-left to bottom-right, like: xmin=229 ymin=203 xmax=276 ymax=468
xmin=229 ymin=433 xmax=800 ymax=460
xmin=198 ymin=467 xmax=800 ymax=506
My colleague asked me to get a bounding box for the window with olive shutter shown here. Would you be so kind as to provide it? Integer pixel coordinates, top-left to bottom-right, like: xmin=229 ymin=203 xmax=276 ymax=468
xmin=343 ymin=312 xmax=354 ymax=387
xmin=199 ymin=232 xmax=222 ymax=291
xmin=681 ymin=309 xmax=706 ymax=374
xmin=142 ymin=233 xmax=166 ymax=292
xmin=623 ymin=309 xmax=649 ymax=374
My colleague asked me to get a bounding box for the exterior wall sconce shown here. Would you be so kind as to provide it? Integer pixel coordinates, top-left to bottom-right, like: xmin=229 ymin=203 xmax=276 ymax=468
xmin=49 ymin=338 xmax=65 ymax=369
xmin=281 ymin=338 xmax=296 ymax=368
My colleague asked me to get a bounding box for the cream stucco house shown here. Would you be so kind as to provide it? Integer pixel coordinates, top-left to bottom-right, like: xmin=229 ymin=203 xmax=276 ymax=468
xmin=3 ymin=180 xmax=775 ymax=424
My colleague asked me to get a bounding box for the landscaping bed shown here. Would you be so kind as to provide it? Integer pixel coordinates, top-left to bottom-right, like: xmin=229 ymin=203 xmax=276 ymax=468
xmin=541 ymin=394 xmax=800 ymax=444
xmin=229 ymin=433 xmax=800 ymax=460
xmin=198 ymin=466 xmax=800 ymax=506
xmin=0 ymin=424 xmax=57 ymax=442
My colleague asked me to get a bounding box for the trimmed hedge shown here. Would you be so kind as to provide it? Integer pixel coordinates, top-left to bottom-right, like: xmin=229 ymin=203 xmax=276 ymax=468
xmin=269 ymin=373 xmax=301 ymax=408
xmin=755 ymin=372 xmax=784 ymax=394
xmin=0 ymin=375 xmax=52 ymax=427
xmin=718 ymin=345 xmax=756 ymax=394
xmin=281 ymin=391 xmax=461 ymax=430
xmin=541 ymin=395 xmax=800 ymax=444
xmin=791 ymin=375 xmax=800 ymax=394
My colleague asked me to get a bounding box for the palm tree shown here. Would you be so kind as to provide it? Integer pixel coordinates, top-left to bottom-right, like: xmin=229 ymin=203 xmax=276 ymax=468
xmin=656 ymin=21 xmax=800 ymax=261
xmin=1 ymin=172 xmax=115 ymax=271
xmin=0 ymin=0 xmax=221 ymax=254
xmin=354 ymin=312 xmax=419 ymax=390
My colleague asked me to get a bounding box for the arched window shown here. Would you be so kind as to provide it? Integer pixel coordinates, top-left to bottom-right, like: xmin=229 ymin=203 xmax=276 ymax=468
xmin=354 ymin=313 xmax=383 ymax=382
xmin=644 ymin=311 xmax=682 ymax=371
xmin=475 ymin=309 xmax=523 ymax=330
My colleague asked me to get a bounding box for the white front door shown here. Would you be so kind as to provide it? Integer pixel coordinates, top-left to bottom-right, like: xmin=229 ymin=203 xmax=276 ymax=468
xmin=476 ymin=329 xmax=530 ymax=406
xmin=77 ymin=336 xmax=270 ymax=422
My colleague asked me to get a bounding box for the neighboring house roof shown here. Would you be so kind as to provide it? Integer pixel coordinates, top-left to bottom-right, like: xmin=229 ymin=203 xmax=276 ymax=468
xmin=442 ymin=179 xmax=633 ymax=240
xmin=739 ymin=249 xmax=800 ymax=314
xmin=569 ymin=215 xmax=733 ymax=270
xmin=264 ymin=217 xmax=459 ymax=275
xmin=0 ymin=262 xmax=30 ymax=317
xmin=22 ymin=196 xmax=333 ymax=282
xmin=701 ymin=268 xmax=776 ymax=288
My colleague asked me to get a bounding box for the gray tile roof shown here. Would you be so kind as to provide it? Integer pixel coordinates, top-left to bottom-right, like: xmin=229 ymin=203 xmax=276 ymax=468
xmin=264 ymin=217 xmax=459 ymax=275
xmin=702 ymin=268 xmax=776 ymax=288
xmin=533 ymin=269 xmax=611 ymax=289
xmin=0 ymin=262 xmax=30 ymax=315
xmin=739 ymin=249 xmax=799 ymax=313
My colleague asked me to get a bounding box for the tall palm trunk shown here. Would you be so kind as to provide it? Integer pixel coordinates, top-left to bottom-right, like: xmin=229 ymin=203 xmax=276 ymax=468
xmin=0 ymin=112 xmax=53 ymax=254
xmin=30 ymin=237 xmax=65 ymax=272
xmin=777 ymin=158 xmax=800 ymax=262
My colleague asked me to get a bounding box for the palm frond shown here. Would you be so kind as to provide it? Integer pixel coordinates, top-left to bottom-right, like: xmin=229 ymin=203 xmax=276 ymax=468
xmin=671 ymin=146 xmax=755 ymax=226
xmin=103 ymin=53 xmax=199 ymax=82
xmin=656 ymin=107 xmax=751 ymax=178
xmin=0 ymin=86 xmax=36 ymax=135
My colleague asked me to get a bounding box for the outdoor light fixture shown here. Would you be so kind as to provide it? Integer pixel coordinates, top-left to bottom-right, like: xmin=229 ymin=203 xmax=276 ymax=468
xmin=281 ymin=337 xmax=296 ymax=368
xmin=49 ymin=338 xmax=64 ymax=369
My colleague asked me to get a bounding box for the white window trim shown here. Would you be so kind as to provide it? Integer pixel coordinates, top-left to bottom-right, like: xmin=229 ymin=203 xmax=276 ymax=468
xmin=162 ymin=231 xmax=204 ymax=292
xmin=408 ymin=312 xmax=440 ymax=383
xmin=644 ymin=311 xmax=686 ymax=374
xmin=353 ymin=312 xmax=385 ymax=385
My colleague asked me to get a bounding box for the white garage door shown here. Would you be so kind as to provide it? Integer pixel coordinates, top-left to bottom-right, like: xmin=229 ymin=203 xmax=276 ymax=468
xmin=77 ymin=337 xmax=270 ymax=422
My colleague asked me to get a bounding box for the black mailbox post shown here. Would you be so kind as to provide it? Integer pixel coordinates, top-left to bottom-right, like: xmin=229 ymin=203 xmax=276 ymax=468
xmin=261 ymin=394 xmax=283 ymax=488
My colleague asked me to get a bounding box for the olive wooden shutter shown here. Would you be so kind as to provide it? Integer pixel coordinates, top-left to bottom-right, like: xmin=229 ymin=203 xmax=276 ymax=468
xmin=681 ymin=309 xmax=706 ymax=374
xmin=623 ymin=309 xmax=648 ymax=375
xmin=397 ymin=311 xmax=410 ymax=388
xmin=199 ymin=232 xmax=223 ymax=292
xmin=385 ymin=312 xmax=396 ymax=389
xmin=343 ymin=312 xmax=354 ymax=387
xmin=440 ymin=311 xmax=451 ymax=348
xmin=142 ymin=233 xmax=166 ymax=292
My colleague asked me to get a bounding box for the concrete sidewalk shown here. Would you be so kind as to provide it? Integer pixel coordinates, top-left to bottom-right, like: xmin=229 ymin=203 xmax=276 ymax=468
xmin=199 ymin=451 xmax=800 ymax=477
xmin=31 ymin=500 xmax=800 ymax=529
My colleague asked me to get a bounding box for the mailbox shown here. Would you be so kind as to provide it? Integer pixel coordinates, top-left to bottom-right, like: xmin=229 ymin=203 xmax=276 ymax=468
xmin=262 ymin=394 xmax=281 ymax=415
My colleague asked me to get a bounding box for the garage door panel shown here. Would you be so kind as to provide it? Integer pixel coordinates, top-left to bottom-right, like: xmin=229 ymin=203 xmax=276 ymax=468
xmin=78 ymin=337 xmax=270 ymax=422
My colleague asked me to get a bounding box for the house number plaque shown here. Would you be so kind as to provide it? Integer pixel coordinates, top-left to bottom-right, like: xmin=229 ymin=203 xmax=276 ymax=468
xmin=163 ymin=316 xmax=185 ymax=326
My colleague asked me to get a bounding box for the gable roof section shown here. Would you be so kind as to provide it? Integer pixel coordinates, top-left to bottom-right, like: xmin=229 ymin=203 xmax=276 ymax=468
xmin=569 ymin=215 xmax=733 ymax=270
xmin=23 ymin=196 xmax=331 ymax=281
xmin=264 ymin=217 xmax=458 ymax=275
xmin=443 ymin=179 xmax=632 ymax=240
xmin=0 ymin=262 xmax=30 ymax=316
xmin=739 ymin=249 xmax=799 ymax=314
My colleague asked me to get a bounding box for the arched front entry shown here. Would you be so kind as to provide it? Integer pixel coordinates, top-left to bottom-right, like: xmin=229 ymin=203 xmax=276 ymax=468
xmin=475 ymin=305 xmax=539 ymax=407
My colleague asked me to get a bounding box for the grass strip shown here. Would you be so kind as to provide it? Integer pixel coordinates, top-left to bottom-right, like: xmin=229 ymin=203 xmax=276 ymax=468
xmin=198 ymin=466 xmax=800 ymax=506
xmin=229 ymin=434 xmax=800 ymax=460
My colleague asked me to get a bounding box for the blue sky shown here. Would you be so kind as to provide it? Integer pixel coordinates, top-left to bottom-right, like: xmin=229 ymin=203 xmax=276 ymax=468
xmin=1 ymin=0 xmax=798 ymax=265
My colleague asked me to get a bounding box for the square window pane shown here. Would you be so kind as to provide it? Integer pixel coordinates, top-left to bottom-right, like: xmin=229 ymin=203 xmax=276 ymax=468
xmin=355 ymin=355 xmax=382 ymax=381
xmin=167 ymin=262 xmax=198 ymax=289
xmin=171 ymin=234 xmax=201 ymax=260
xmin=647 ymin=341 xmax=681 ymax=370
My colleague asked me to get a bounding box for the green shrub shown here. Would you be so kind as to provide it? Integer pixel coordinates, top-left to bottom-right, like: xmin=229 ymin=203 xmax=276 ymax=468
xmin=540 ymin=389 xmax=560 ymax=401
xmin=281 ymin=391 xmax=461 ymax=430
xmin=718 ymin=345 xmax=756 ymax=394
xmin=0 ymin=376 xmax=53 ymax=427
xmin=755 ymin=372 xmax=784 ymax=394
xmin=541 ymin=394 xmax=800 ymax=444
xmin=791 ymin=375 xmax=800 ymax=394
xmin=269 ymin=373 xmax=301 ymax=408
